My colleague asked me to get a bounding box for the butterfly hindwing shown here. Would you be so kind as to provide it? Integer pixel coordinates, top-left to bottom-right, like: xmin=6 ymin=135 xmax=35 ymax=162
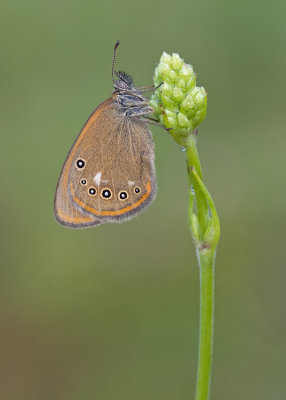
xmin=54 ymin=99 xmax=157 ymax=228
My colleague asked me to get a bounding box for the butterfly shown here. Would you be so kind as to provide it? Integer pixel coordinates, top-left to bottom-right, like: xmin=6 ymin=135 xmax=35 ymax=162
xmin=54 ymin=41 xmax=161 ymax=228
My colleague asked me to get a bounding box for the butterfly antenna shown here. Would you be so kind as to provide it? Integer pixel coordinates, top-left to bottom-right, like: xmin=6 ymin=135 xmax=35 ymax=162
xmin=112 ymin=40 xmax=120 ymax=83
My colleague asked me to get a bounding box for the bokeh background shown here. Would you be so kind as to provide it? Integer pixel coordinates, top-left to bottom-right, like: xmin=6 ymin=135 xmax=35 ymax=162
xmin=1 ymin=0 xmax=285 ymax=399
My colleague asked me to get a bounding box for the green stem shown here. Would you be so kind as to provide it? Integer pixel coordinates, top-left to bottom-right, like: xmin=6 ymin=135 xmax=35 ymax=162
xmin=195 ymin=249 xmax=215 ymax=400
xmin=186 ymin=135 xmax=208 ymax=238
xmin=185 ymin=134 xmax=219 ymax=400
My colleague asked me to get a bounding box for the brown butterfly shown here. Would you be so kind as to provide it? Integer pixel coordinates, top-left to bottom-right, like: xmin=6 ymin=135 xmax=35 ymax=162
xmin=54 ymin=41 xmax=160 ymax=228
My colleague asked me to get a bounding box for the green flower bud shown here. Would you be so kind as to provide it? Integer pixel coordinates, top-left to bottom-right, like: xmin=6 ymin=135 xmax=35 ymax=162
xmin=172 ymin=87 xmax=184 ymax=102
xmin=171 ymin=53 xmax=184 ymax=71
xmin=161 ymin=51 xmax=172 ymax=64
xmin=150 ymin=51 xmax=207 ymax=145
xmin=178 ymin=112 xmax=189 ymax=128
xmin=162 ymin=82 xmax=173 ymax=97
xmin=164 ymin=109 xmax=177 ymax=127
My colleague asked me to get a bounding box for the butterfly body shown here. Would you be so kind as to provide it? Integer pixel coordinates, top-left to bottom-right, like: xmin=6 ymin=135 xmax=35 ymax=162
xmin=54 ymin=64 xmax=157 ymax=228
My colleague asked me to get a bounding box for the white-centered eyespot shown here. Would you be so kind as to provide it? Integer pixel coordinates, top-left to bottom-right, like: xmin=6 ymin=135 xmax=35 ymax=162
xmin=76 ymin=159 xmax=86 ymax=169
xmin=118 ymin=191 xmax=129 ymax=201
xmin=100 ymin=188 xmax=112 ymax=199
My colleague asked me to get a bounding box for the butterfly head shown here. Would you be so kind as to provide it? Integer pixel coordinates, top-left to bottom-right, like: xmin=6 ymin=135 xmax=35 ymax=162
xmin=113 ymin=70 xmax=134 ymax=90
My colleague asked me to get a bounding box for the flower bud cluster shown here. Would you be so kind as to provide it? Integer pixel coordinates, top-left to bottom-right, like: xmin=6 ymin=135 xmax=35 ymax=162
xmin=150 ymin=52 xmax=207 ymax=143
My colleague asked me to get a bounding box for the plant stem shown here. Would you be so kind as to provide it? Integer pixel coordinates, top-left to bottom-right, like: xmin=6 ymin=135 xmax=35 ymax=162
xmin=186 ymin=134 xmax=218 ymax=400
xmin=195 ymin=249 xmax=215 ymax=400
xmin=186 ymin=135 xmax=208 ymax=238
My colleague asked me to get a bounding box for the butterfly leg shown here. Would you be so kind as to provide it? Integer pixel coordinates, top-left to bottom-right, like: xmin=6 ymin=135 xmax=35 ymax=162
xmin=137 ymin=82 xmax=164 ymax=93
xmin=132 ymin=115 xmax=171 ymax=131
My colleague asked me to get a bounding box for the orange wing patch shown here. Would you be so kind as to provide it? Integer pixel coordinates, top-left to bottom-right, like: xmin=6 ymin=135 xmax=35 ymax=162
xmin=70 ymin=181 xmax=152 ymax=217
xmin=56 ymin=207 xmax=96 ymax=225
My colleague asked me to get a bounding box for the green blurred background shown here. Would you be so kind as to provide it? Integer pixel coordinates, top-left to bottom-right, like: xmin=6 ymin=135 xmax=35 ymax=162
xmin=1 ymin=0 xmax=285 ymax=399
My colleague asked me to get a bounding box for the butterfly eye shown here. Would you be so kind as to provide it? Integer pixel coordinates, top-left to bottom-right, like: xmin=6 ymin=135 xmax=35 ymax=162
xmin=76 ymin=159 xmax=85 ymax=169
xmin=101 ymin=188 xmax=112 ymax=199
xmin=134 ymin=187 xmax=141 ymax=194
xmin=80 ymin=179 xmax=87 ymax=185
xmin=88 ymin=187 xmax=96 ymax=196
xmin=118 ymin=191 xmax=129 ymax=201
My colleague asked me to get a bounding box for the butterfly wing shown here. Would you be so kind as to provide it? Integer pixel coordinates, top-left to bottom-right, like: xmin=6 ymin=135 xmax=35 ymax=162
xmin=54 ymin=99 xmax=157 ymax=228
xmin=54 ymin=102 xmax=109 ymax=228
